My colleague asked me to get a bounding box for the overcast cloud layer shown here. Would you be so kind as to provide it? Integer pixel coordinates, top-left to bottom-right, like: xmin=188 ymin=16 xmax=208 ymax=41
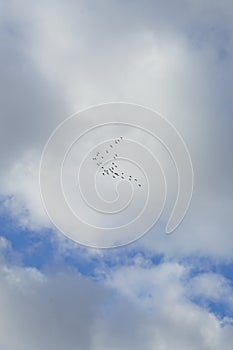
xmin=0 ymin=0 xmax=233 ymax=349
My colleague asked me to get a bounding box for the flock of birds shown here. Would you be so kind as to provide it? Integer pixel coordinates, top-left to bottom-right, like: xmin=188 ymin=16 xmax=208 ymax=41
xmin=92 ymin=136 xmax=142 ymax=188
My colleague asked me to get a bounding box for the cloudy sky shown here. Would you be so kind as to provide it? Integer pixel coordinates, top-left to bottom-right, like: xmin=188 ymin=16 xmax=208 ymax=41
xmin=0 ymin=0 xmax=233 ymax=349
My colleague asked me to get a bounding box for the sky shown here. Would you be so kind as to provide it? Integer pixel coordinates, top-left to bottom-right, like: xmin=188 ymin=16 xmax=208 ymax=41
xmin=0 ymin=0 xmax=233 ymax=349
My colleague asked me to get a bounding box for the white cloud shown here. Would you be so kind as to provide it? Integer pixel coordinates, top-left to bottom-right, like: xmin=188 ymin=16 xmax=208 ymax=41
xmin=1 ymin=3 xmax=233 ymax=349
xmin=0 ymin=151 xmax=50 ymax=230
xmin=188 ymin=272 xmax=233 ymax=310
xmin=0 ymin=254 xmax=232 ymax=350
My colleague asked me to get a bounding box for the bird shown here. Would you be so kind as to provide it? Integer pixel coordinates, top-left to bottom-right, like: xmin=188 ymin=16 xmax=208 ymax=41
xmin=91 ymin=137 xmax=143 ymax=189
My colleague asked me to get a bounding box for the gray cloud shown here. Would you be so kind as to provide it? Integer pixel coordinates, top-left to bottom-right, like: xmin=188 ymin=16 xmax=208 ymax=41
xmin=1 ymin=2 xmax=233 ymax=349
xmin=0 ymin=1 xmax=233 ymax=254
